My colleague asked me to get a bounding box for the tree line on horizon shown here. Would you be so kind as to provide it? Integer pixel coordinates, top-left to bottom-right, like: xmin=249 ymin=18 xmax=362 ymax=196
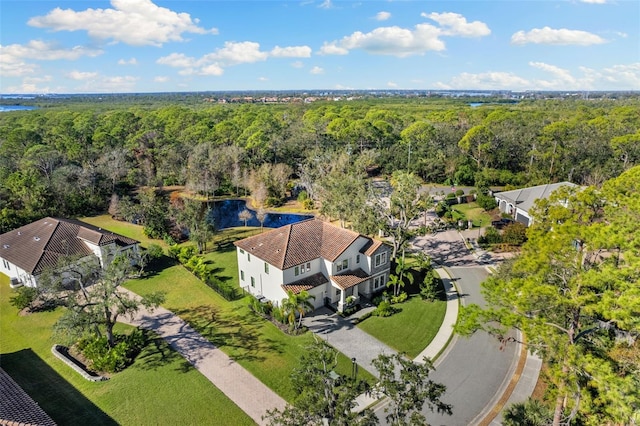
xmin=1 ymin=96 xmax=639 ymax=233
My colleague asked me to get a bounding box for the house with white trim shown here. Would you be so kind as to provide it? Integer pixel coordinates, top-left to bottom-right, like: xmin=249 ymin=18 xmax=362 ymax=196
xmin=494 ymin=182 xmax=578 ymax=227
xmin=0 ymin=217 xmax=140 ymax=288
xmin=234 ymin=219 xmax=391 ymax=313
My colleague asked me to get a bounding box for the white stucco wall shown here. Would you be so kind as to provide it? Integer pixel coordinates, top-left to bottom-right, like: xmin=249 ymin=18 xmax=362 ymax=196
xmin=0 ymin=259 xmax=37 ymax=287
xmin=236 ymin=247 xmax=286 ymax=305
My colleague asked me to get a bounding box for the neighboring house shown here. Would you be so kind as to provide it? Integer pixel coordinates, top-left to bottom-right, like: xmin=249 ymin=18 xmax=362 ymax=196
xmin=494 ymin=182 xmax=578 ymax=227
xmin=234 ymin=218 xmax=391 ymax=313
xmin=0 ymin=367 xmax=56 ymax=426
xmin=0 ymin=217 xmax=140 ymax=288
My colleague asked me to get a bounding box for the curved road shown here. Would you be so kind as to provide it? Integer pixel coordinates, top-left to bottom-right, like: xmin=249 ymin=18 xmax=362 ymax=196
xmin=422 ymin=266 xmax=518 ymax=425
xmin=376 ymin=230 xmax=520 ymax=425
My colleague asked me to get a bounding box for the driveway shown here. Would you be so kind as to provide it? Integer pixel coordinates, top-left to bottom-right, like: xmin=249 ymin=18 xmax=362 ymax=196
xmin=119 ymin=294 xmax=286 ymax=426
xmin=303 ymin=307 xmax=397 ymax=377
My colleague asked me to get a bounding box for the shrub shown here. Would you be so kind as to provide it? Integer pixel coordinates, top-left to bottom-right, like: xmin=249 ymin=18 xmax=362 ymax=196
xmin=502 ymin=222 xmax=528 ymax=245
xmin=435 ymin=202 xmax=449 ymax=217
xmin=479 ymin=227 xmax=502 ymax=245
xmin=390 ymin=292 xmax=408 ymax=304
xmin=455 ymin=189 xmax=465 ymax=196
xmin=297 ymin=190 xmax=309 ymax=202
xmin=302 ymin=198 xmax=315 ymax=210
xmin=445 ymin=192 xmax=456 ymax=199
xmin=476 ymin=194 xmax=498 ymax=211
xmin=77 ymin=333 xmax=140 ymax=373
xmin=420 ymin=270 xmax=440 ymax=301
xmin=373 ymin=299 xmax=395 ymax=317
xmin=9 ymin=286 xmax=38 ymax=311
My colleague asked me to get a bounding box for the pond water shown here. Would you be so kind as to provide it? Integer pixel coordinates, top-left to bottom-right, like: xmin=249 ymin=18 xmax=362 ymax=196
xmin=0 ymin=105 xmax=38 ymax=112
xmin=209 ymin=199 xmax=314 ymax=229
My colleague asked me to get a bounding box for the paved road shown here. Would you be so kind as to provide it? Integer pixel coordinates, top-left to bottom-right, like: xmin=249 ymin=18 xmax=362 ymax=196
xmin=374 ymin=229 xmax=520 ymax=425
xmin=423 ymin=267 xmax=518 ymax=425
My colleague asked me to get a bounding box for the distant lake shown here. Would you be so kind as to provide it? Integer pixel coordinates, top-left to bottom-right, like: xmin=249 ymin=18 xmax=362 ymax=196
xmin=469 ymin=102 xmax=484 ymax=107
xmin=209 ymin=199 xmax=313 ymax=229
xmin=0 ymin=105 xmax=38 ymax=112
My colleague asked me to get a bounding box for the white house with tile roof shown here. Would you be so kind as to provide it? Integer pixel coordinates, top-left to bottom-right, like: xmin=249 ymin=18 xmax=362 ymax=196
xmin=0 ymin=217 xmax=140 ymax=288
xmin=234 ymin=219 xmax=391 ymax=313
xmin=494 ymin=182 xmax=578 ymax=227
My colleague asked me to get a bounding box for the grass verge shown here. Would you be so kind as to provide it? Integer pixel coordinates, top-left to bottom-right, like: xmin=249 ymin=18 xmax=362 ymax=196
xmin=0 ymin=274 xmax=253 ymax=426
xmin=357 ymin=294 xmax=446 ymax=359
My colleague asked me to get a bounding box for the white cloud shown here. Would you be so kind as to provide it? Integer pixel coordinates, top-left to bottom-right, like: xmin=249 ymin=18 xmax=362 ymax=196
xmin=67 ymin=70 xmax=98 ymax=80
xmin=376 ymin=11 xmax=391 ymax=21
xmin=258 ymin=77 xmax=268 ymax=81
xmin=118 ymin=57 xmax=138 ymax=65
xmin=199 ymin=64 xmax=224 ymax=76
xmin=318 ymin=0 xmax=333 ymax=9
xmin=436 ymin=62 xmax=640 ymax=90
xmin=157 ymin=52 xmax=196 ymax=68
xmin=202 ymin=41 xmax=268 ymax=65
xmin=270 ymin=45 xmax=312 ymax=58
xmin=529 ymin=62 xmax=576 ymax=85
xmin=437 ymin=72 xmax=532 ymax=90
xmin=310 ymin=66 xmax=324 ymax=74
xmin=387 ymin=81 xmax=398 ymax=87
xmin=321 ymin=12 xmax=489 ymax=57
xmin=0 ymin=40 xmax=103 ymax=77
xmin=158 ymin=41 xmax=310 ymax=76
xmin=328 ymin=24 xmax=445 ymax=57
xmin=511 ymin=27 xmax=606 ymax=46
xmin=291 ymin=61 xmax=304 ymax=68
xmin=28 ymin=0 xmax=217 ymax=47
xmin=580 ymin=0 xmax=607 ymax=3
xmin=422 ymin=12 xmax=490 ymax=37
xmin=319 ymin=42 xmax=349 ymax=55
xmin=154 ymin=76 xmax=169 ymax=82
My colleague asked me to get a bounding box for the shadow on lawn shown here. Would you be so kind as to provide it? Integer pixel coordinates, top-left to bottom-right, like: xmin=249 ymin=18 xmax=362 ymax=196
xmin=134 ymin=330 xmax=194 ymax=373
xmin=173 ymin=305 xmax=285 ymax=363
xmin=1 ymin=349 xmax=117 ymax=426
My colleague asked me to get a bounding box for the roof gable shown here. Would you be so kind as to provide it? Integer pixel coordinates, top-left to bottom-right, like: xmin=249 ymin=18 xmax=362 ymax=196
xmin=495 ymin=182 xmax=578 ymax=213
xmin=234 ymin=219 xmax=369 ymax=269
xmin=0 ymin=217 xmax=139 ymax=275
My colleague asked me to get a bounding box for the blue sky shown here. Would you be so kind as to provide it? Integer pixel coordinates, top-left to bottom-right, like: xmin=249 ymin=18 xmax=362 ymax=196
xmin=1 ymin=0 xmax=638 ymax=93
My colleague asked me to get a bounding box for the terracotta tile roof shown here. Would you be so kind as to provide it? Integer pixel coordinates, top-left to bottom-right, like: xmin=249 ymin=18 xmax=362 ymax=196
xmin=330 ymin=268 xmax=371 ymax=290
xmin=0 ymin=217 xmax=139 ymax=275
xmin=234 ymin=219 xmax=364 ymax=269
xmin=0 ymin=367 xmax=56 ymax=426
xmin=281 ymin=272 xmax=328 ymax=294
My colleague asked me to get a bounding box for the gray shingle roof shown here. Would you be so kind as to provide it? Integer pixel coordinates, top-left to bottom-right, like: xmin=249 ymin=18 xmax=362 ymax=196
xmin=494 ymin=182 xmax=578 ymax=214
xmin=0 ymin=217 xmax=139 ymax=275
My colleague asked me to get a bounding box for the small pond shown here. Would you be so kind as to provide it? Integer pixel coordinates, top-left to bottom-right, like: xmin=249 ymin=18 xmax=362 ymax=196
xmin=0 ymin=105 xmax=38 ymax=112
xmin=209 ymin=199 xmax=314 ymax=229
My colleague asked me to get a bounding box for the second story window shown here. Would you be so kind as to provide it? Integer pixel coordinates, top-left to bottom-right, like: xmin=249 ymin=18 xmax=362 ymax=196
xmin=248 ymin=253 xmax=251 ymax=262
xmin=375 ymin=252 xmax=387 ymax=267
xmin=264 ymin=262 xmax=269 ymax=274
xmin=337 ymin=259 xmax=348 ymax=272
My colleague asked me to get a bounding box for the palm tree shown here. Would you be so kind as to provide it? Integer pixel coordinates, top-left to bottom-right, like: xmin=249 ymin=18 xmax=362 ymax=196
xmin=281 ymin=290 xmax=316 ymax=330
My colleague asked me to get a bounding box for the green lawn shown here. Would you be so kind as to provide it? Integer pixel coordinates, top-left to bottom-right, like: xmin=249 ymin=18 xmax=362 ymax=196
xmin=357 ymin=295 xmax=447 ymax=359
xmin=80 ymin=216 xmax=376 ymax=402
xmin=0 ymin=274 xmax=253 ymax=426
xmin=80 ymin=215 xmax=165 ymax=249
xmin=452 ymin=202 xmax=493 ymax=227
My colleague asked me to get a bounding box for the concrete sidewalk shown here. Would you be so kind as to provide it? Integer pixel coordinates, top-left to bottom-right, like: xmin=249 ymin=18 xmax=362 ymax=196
xmin=119 ymin=291 xmax=286 ymax=426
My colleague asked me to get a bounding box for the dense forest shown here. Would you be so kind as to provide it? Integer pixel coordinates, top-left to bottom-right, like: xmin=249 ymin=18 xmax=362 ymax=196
xmin=1 ymin=96 xmax=639 ymax=233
